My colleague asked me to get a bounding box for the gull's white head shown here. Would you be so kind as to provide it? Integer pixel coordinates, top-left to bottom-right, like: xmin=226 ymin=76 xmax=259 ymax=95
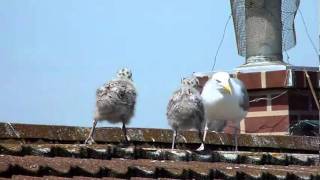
xmin=211 ymin=72 xmax=232 ymax=94
xmin=116 ymin=68 xmax=132 ymax=80
xmin=181 ymin=76 xmax=199 ymax=89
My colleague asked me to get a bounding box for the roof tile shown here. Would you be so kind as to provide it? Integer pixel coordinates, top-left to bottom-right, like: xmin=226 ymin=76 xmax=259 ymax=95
xmin=0 ymin=123 xmax=320 ymax=179
xmin=1 ymin=123 xmax=319 ymax=152
xmin=1 ymin=155 xmax=320 ymax=179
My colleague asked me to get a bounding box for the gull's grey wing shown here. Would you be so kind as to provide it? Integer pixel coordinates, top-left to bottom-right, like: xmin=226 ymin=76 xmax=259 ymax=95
xmin=231 ymin=78 xmax=249 ymax=111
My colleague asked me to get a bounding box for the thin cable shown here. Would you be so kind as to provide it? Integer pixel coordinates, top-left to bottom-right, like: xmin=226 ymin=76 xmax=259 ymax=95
xmin=304 ymin=70 xmax=320 ymax=161
xmin=298 ymin=9 xmax=320 ymax=62
xmin=211 ymin=14 xmax=232 ymax=71
xmin=299 ymin=11 xmax=320 ymax=156
xmin=249 ymin=90 xmax=288 ymax=103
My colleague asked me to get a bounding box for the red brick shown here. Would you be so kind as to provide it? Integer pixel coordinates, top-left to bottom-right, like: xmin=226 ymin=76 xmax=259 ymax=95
xmin=245 ymin=116 xmax=289 ymax=133
xmin=300 ymin=114 xmax=318 ymax=120
xmin=237 ymin=72 xmax=261 ymax=90
xmin=295 ymin=71 xmax=318 ymax=88
xmin=223 ymin=120 xmax=237 ymax=134
xmin=308 ymin=94 xmax=319 ymax=110
xmin=197 ymin=76 xmax=208 ymax=88
xmin=266 ymin=70 xmax=288 ymax=88
xmin=294 ymin=71 xmax=306 ymax=88
xmin=196 ymin=76 xmax=209 ymax=93
xmin=308 ymin=71 xmax=318 ymax=88
xmin=249 ymin=95 xmax=267 ymax=112
xmin=271 ymin=92 xmax=288 ymax=111
xmin=288 ymin=91 xmax=310 ymax=111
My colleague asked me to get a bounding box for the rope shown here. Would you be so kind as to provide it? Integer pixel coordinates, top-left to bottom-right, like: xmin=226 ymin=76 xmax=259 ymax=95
xmin=233 ymin=71 xmax=319 ymax=135
xmin=211 ymin=14 xmax=232 ymax=71
xmin=304 ymin=71 xmax=320 ymax=110
xmin=303 ymin=70 xmax=320 ymax=163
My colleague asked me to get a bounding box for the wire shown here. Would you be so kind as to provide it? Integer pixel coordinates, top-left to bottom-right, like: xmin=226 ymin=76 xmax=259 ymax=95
xmin=249 ymin=90 xmax=288 ymax=103
xmin=211 ymin=14 xmax=232 ymax=71
xmin=298 ymin=9 xmax=320 ymax=64
xmin=249 ymin=70 xmax=289 ymax=103
xmin=303 ymin=70 xmax=320 ymax=159
xmin=299 ymin=11 xmax=320 ymax=151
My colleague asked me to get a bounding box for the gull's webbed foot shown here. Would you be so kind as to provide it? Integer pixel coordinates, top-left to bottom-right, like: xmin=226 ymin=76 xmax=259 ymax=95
xmin=84 ymin=136 xmax=96 ymax=145
xmin=196 ymin=143 xmax=205 ymax=151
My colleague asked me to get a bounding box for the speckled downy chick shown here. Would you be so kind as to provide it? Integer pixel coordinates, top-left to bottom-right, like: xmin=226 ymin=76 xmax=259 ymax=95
xmin=167 ymin=77 xmax=205 ymax=149
xmin=85 ymin=68 xmax=137 ymax=144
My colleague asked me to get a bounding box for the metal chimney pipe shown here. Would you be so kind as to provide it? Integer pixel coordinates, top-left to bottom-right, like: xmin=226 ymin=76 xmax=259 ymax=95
xmin=245 ymin=0 xmax=284 ymax=65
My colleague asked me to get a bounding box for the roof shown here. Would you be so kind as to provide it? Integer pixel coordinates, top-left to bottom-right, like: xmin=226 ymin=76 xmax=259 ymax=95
xmin=0 ymin=122 xmax=319 ymax=179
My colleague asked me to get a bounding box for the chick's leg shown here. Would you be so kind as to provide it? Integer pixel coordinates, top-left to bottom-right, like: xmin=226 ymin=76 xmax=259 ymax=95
xmin=85 ymin=119 xmax=97 ymax=145
xmin=171 ymin=129 xmax=177 ymax=150
xmin=196 ymin=119 xmax=208 ymax=151
xmin=122 ymin=122 xmax=129 ymax=143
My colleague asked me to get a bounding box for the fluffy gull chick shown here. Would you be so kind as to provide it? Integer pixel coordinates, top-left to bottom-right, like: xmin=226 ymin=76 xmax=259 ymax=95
xmin=85 ymin=68 xmax=137 ymax=144
xmin=167 ymin=77 xmax=204 ymax=150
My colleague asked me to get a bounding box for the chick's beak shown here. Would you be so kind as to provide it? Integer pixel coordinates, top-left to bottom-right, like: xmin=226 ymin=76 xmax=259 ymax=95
xmin=223 ymin=83 xmax=232 ymax=95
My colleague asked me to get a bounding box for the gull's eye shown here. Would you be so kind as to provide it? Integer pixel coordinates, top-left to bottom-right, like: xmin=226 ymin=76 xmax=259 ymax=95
xmin=216 ymin=79 xmax=221 ymax=83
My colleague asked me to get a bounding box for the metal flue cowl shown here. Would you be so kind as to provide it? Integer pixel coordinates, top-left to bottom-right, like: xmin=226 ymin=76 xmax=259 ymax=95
xmin=231 ymin=0 xmax=300 ymax=66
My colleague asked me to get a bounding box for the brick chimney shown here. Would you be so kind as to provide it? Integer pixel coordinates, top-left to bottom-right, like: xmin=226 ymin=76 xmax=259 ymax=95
xmin=195 ymin=0 xmax=319 ymax=135
xmin=195 ymin=67 xmax=320 ymax=135
xmin=237 ymin=68 xmax=319 ymax=135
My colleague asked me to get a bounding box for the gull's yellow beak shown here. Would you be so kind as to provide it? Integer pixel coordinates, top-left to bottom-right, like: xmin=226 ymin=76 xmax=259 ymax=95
xmin=223 ymin=83 xmax=232 ymax=95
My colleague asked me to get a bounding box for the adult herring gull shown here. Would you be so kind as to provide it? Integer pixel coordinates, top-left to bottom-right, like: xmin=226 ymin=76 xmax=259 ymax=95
xmin=197 ymin=72 xmax=249 ymax=151
xmin=85 ymin=68 xmax=137 ymax=144
xmin=167 ymin=77 xmax=204 ymax=150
